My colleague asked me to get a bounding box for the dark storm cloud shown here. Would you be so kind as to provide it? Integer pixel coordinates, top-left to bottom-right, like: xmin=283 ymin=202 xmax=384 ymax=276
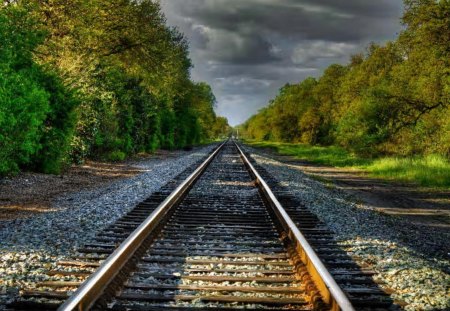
xmin=160 ymin=0 xmax=404 ymax=125
xmin=174 ymin=0 xmax=401 ymax=42
xmin=204 ymin=31 xmax=280 ymax=65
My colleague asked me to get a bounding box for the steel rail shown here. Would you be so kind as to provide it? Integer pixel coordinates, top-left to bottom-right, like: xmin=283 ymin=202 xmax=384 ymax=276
xmin=58 ymin=141 xmax=227 ymax=311
xmin=235 ymin=142 xmax=355 ymax=311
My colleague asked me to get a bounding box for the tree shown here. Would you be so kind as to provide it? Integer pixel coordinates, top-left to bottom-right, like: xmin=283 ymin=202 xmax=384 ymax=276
xmin=0 ymin=3 xmax=78 ymax=174
xmin=241 ymin=0 xmax=449 ymax=157
xmin=1 ymin=0 xmax=223 ymax=175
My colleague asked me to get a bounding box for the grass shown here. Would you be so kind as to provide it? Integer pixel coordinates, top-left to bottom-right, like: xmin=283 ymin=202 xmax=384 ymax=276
xmin=245 ymin=140 xmax=450 ymax=188
xmin=247 ymin=141 xmax=370 ymax=167
xmin=366 ymin=155 xmax=450 ymax=188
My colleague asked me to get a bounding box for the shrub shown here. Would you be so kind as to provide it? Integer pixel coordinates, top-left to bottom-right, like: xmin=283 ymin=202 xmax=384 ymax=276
xmin=107 ymin=150 xmax=126 ymax=162
xmin=0 ymin=5 xmax=50 ymax=175
xmin=0 ymin=68 xmax=50 ymax=175
xmin=30 ymin=71 xmax=79 ymax=174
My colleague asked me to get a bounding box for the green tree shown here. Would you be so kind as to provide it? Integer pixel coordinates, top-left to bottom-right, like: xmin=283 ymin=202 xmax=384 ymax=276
xmin=242 ymin=0 xmax=449 ymax=158
xmin=0 ymin=3 xmax=78 ymax=174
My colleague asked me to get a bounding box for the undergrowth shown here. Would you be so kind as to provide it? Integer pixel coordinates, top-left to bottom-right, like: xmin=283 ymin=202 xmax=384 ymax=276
xmin=246 ymin=141 xmax=449 ymax=188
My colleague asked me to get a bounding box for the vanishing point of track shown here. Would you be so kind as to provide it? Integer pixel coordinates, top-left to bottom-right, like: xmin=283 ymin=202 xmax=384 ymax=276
xmin=12 ymin=141 xmax=394 ymax=311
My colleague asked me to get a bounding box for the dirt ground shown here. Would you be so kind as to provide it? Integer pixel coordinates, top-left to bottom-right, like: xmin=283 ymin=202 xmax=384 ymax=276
xmin=0 ymin=151 xmax=181 ymax=221
xmin=255 ymin=148 xmax=450 ymax=231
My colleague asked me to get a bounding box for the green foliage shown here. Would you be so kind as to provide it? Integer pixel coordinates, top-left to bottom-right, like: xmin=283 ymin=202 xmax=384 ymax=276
xmin=159 ymin=108 xmax=176 ymax=150
xmin=0 ymin=0 xmax=229 ymax=175
xmin=247 ymin=141 xmax=369 ymax=167
xmin=30 ymin=70 xmax=79 ymax=173
xmin=32 ymin=0 xmax=228 ymax=157
xmin=366 ymin=154 xmax=450 ymax=188
xmin=107 ymin=150 xmax=127 ymax=162
xmin=0 ymin=67 xmax=50 ymax=175
xmin=242 ymin=0 xmax=449 ymax=159
xmin=212 ymin=116 xmax=232 ymax=138
xmin=0 ymin=4 xmax=75 ymax=175
xmin=246 ymin=141 xmax=450 ymax=188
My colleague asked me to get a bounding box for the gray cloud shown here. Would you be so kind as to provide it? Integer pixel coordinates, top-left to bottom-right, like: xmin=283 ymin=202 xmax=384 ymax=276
xmin=198 ymin=28 xmax=280 ymax=65
xmin=161 ymin=0 xmax=404 ymax=125
xmin=291 ymin=41 xmax=358 ymax=65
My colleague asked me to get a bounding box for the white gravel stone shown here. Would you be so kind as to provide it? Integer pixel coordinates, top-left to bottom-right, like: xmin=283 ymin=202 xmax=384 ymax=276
xmin=0 ymin=145 xmax=216 ymax=308
xmin=243 ymin=146 xmax=450 ymax=311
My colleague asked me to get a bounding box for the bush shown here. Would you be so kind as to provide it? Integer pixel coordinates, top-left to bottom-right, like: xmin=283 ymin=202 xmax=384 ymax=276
xmin=0 ymin=6 xmax=49 ymax=175
xmin=0 ymin=68 xmax=50 ymax=175
xmin=30 ymin=71 xmax=79 ymax=174
xmin=0 ymin=5 xmax=79 ymax=175
xmin=107 ymin=150 xmax=126 ymax=162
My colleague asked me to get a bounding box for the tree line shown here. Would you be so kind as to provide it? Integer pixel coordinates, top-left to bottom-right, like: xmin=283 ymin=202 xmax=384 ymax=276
xmin=241 ymin=0 xmax=449 ymax=157
xmin=0 ymin=0 xmax=230 ymax=176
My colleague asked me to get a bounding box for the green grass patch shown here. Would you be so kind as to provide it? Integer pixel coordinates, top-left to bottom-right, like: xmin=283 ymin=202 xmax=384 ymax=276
xmin=245 ymin=140 xmax=450 ymax=188
xmin=247 ymin=141 xmax=370 ymax=167
xmin=366 ymin=155 xmax=450 ymax=188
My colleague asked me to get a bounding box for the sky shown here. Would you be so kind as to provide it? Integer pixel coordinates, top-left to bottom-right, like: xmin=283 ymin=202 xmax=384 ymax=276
xmin=160 ymin=0 xmax=405 ymax=126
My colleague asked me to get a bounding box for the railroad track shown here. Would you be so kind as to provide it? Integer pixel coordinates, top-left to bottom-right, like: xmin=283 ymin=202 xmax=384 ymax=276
xmin=10 ymin=141 xmax=394 ymax=310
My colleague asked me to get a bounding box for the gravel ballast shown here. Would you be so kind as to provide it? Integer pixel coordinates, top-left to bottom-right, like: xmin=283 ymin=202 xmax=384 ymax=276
xmin=0 ymin=144 xmax=217 ymax=308
xmin=243 ymin=145 xmax=449 ymax=311
xmin=1 ymin=142 xmax=448 ymax=310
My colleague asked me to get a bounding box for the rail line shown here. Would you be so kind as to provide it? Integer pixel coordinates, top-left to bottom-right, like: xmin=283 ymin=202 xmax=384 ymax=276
xmin=11 ymin=141 xmax=394 ymax=310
